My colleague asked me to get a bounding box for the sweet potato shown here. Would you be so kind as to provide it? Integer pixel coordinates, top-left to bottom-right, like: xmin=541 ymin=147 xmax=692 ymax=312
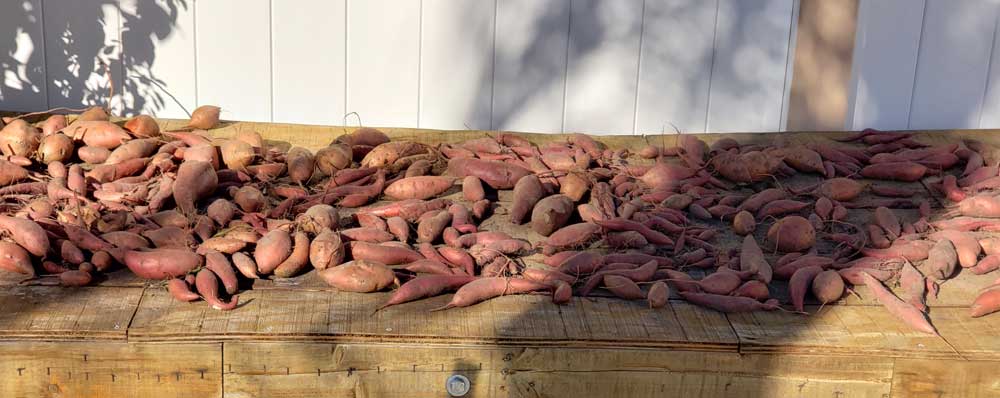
xmin=339 ymin=227 xmax=394 ymax=243
xmin=0 ymin=119 xmax=40 ymax=157
xmin=594 ymin=218 xmax=673 ymax=246
xmin=38 ymin=133 xmax=74 ymax=164
xmin=679 ymin=292 xmax=779 ymax=313
xmin=318 ymin=260 xmax=396 ymax=292
xmin=417 ymin=211 xmax=451 ymax=243
xmin=638 ymin=162 xmax=697 ymax=190
xmin=0 ymin=216 xmax=49 ymax=257
xmin=405 ymin=159 xmax=432 ymax=177
xmin=602 ymin=275 xmax=645 ymax=300
xmin=757 ymin=200 xmax=809 ymax=219
xmin=543 ymin=222 xmax=601 ymax=255
xmin=530 ymin=195 xmax=575 ymax=236
xmin=185 ymin=105 xmax=221 ymax=129
xmin=860 ymin=162 xmax=928 ymax=182
xmin=142 ymin=226 xmax=196 ymax=249
xmin=337 ymin=127 xmax=390 ymax=147
xmin=739 ymin=235 xmax=772 ymax=283
xmin=711 ymin=150 xmax=784 ymax=183
xmin=731 ymin=280 xmax=770 ymax=301
xmin=201 ymin=250 xmax=238 ymax=294
xmin=0 ymin=159 xmax=29 ymax=187
xmin=167 ymin=278 xmax=200 ymax=302
xmin=378 ymin=274 xmax=477 ymax=311
xmin=954 ymin=194 xmax=1000 ymax=218
xmin=285 ymin=147 xmax=315 ymax=183
xmin=861 ymin=272 xmax=936 ymax=334
xmin=766 ymin=216 xmax=815 ymax=253
xmin=229 ymin=252 xmax=259 ymax=279
xmin=462 ymin=176 xmax=486 ymax=202
xmin=219 ymin=139 xmax=255 ymax=170
xmin=361 ymin=141 xmax=429 ymax=169
xmin=814 ymin=178 xmax=865 ymax=201
xmin=314 ymin=144 xmax=353 ymax=175
xmin=349 ymin=241 xmax=423 ymax=265
xmin=63 ymin=121 xmax=130 ymax=149
xmin=777 ymin=146 xmax=825 ymax=174
xmin=0 ymin=241 xmax=34 ymax=276
xmin=384 ymin=176 xmax=455 ymax=201
xmin=124 ymin=249 xmax=202 ymax=279
xmin=738 ymin=188 xmax=788 ymax=212
xmin=195 ymin=269 xmax=239 ymax=311
xmin=447 ymin=158 xmax=531 ymax=189
xmin=789 ymin=265 xmax=824 ymax=312
xmin=971 ymin=254 xmax=1000 ymax=274
xmin=362 ymin=198 xmax=452 ymax=221
xmin=970 ymin=286 xmax=1000 ymax=317
xmin=255 ymin=230 xmax=293 ymax=274
xmin=232 ymin=186 xmax=266 ymax=213
xmin=431 ymin=277 xmax=551 ymax=310
xmin=173 ymin=160 xmax=218 ymax=215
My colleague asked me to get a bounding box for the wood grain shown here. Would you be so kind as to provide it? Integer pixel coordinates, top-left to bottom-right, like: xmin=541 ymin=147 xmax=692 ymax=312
xmin=0 ymin=342 xmax=221 ymax=398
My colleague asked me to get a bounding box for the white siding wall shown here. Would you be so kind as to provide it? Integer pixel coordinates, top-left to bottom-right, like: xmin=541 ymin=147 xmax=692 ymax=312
xmin=848 ymin=0 xmax=1000 ymax=130
xmin=0 ymin=0 xmax=799 ymax=134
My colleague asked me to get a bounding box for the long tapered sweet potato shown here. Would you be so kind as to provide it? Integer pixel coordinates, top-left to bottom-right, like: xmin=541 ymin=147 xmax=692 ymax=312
xmin=274 ymin=231 xmax=311 ymax=278
xmin=447 ymin=158 xmax=532 ymax=189
xmin=431 ymin=277 xmax=551 ymax=310
xmin=124 ymin=249 xmax=202 ymax=279
xmin=378 ymin=274 xmax=477 ymax=311
xmin=349 ymin=241 xmax=423 ymax=265
xmin=384 ymin=176 xmax=455 ymax=200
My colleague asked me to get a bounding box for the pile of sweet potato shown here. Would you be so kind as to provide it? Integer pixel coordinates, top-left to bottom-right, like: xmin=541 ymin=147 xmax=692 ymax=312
xmin=1 ymin=108 xmax=999 ymax=333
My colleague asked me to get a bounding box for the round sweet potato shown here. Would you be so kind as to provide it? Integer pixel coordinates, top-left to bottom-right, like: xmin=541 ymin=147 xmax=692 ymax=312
xmin=530 ymin=195 xmax=575 ymax=236
xmin=766 ymin=216 xmax=815 ymax=252
xmin=318 ymin=260 xmax=396 ymax=292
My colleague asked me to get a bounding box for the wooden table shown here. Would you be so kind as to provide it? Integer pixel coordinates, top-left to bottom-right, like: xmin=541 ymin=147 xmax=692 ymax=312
xmin=1 ymin=120 xmax=998 ymax=397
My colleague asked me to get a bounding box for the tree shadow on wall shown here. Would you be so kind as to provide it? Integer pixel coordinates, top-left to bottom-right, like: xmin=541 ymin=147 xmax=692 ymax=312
xmin=0 ymin=0 xmax=187 ymax=116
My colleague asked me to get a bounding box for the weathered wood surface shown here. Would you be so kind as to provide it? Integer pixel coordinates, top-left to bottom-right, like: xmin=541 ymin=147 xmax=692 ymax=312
xmin=0 ymin=342 xmax=222 ymax=398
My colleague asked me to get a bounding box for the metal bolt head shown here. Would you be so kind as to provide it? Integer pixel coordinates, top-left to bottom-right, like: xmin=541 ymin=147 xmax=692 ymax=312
xmin=446 ymin=374 xmax=471 ymax=397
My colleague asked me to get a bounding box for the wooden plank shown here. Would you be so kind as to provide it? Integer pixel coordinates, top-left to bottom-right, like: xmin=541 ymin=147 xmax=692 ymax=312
xmin=418 ymin=0 xmax=495 ymax=131
xmin=0 ymin=287 xmax=140 ymax=340
xmin=706 ymin=0 xmax=794 ymax=132
xmin=346 ymin=0 xmax=420 ymax=128
xmin=0 ymin=342 xmax=220 ymax=398
xmin=635 ymin=0 xmax=718 ymax=134
xmin=0 ymin=0 xmax=47 ymax=112
xmin=908 ymin=0 xmax=1000 ymax=130
xmin=729 ymin=304 xmax=968 ymax=359
xmin=786 ymin=0 xmax=859 ymax=131
xmin=43 ymin=0 xmax=123 ymax=113
xmin=225 ymin=342 xmax=498 ymax=398
xmin=226 ymin=342 xmax=893 ymax=398
xmin=891 ymin=357 xmax=1000 ymax=397
xmin=846 ymin=0 xmax=925 ymax=130
xmin=129 ymin=286 xmax=739 ymax=350
xmin=195 ymin=0 xmax=271 ymax=122
xmin=119 ymin=0 xmax=196 ymax=119
xmin=492 ymin=0 xmax=571 ymax=133
xmin=271 ymin=0 xmax=346 ymax=126
xmin=563 ymin=0 xmax=644 ymax=135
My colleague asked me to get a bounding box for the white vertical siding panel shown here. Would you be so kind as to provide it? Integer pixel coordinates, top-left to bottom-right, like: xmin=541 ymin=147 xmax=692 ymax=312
xmin=196 ymin=0 xmax=271 ymax=122
xmin=980 ymin=12 xmax=1000 ymax=128
xmin=272 ymin=0 xmax=346 ymax=125
xmin=847 ymin=0 xmax=924 ymax=130
xmin=120 ymin=0 xmax=196 ymax=118
xmin=419 ymin=0 xmax=495 ymax=130
xmin=44 ymin=0 xmax=123 ymax=112
xmin=564 ymin=0 xmax=644 ymax=135
xmin=706 ymin=0 xmax=793 ymax=132
xmin=635 ymin=0 xmax=718 ymax=134
xmin=346 ymin=0 xmax=420 ymax=128
xmin=0 ymin=0 xmax=47 ymax=112
xmin=492 ymin=0 xmax=570 ymax=133
xmin=909 ymin=0 xmax=999 ymax=129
